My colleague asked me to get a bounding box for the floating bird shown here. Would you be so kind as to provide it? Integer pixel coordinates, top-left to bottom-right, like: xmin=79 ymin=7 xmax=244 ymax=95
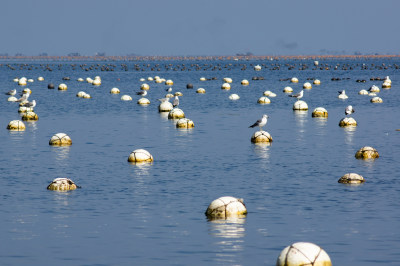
xmin=136 ymin=90 xmax=147 ymax=97
xmin=173 ymin=96 xmax=179 ymax=107
xmin=5 ymin=89 xmax=16 ymax=95
xmin=249 ymin=114 xmax=269 ymax=131
xmin=166 ymin=87 xmax=172 ymax=92
xmin=22 ymin=100 xmax=36 ymax=108
xmin=345 ymin=105 xmax=355 ymax=116
xmin=288 ymin=90 xmax=303 ymax=101
xmin=338 ymin=90 xmax=348 ymax=99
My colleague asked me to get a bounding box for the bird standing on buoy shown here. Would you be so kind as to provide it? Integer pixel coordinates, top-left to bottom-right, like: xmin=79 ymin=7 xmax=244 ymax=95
xmin=249 ymin=114 xmax=269 ymax=131
xmin=173 ymin=96 xmax=179 ymax=107
xmin=22 ymin=100 xmax=36 ymax=108
xmin=288 ymin=90 xmax=303 ymax=101
xmin=345 ymin=105 xmax=355 ymax=116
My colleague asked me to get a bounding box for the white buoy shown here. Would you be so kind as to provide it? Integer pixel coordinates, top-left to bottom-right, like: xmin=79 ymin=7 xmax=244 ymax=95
xmin=339 ymin=117 xmax=357 ymax=127
xmin=139 ymin=78 xmax=145 ymax=82
xmin=21 ymin=111 xmax=39 ymax=121
xmin=257 ymin=96 xmax=271 ymax=104
xmin=165 ymin=93 xmax=174 ymax=98
xmin=263 ymin=91 xmax=276 ymax=97
xmin=147 ymin=77 xmax=153 ymax=81
xmin=168 ymin=108 xmax=185 ymax=119
xmin=223 ymin=77 xmax=233 ymax=83
xmin=18 ymin=106 xmax=33 ymax=113
xmin=314 ymin=60 xmax=319 ymax=66
xmin=312 ymin=107 xmax=328 ymax=117
xmin=47 ymin=178 xmax=78 ymax=191
xmin=7 ymin=120 xmax=25 ymax=131
xmin=176 ymin=118 xmax=194 ymax=128
xmin=92 ymin=78 xmax=101 ymax=86
xmin=221 ymin=83 xmax=231 ymax=90
xmin=158 ymin=101 xmax=173 ymax=112
xmin=382 ymin=81 xmax=391 ymax=88
xmin=49 ymin=133 xmax=72 ymax=146
xmin=293 ymin=100 xmax=308 ymax=110
xmin=196 ymin=88 xmax=206 ymax=94
xmin=8 ymin=96 xmax=18 ymax=102
xmin=229 ymin=94 xmax=240 ymax=100
xmin=86 ymin=77 xmax=93 ymax=84
xmin=155 ymin=78 xmax=162 ymax=83
xmin=58 ymin=83 xmax=67 ymax=90
xmin=254 ymin=65 xmax=262 ymax=71
xmin=128 ymin=149 xmax=153 ymax=163
xmin=174 ymin=92 xmax=183 ymax=96
xmin=369 ymin=85 xmax=380 ymax=93
xmin=18 ymin=78 xmax=27 ymax=86
xmin=77 ymin=78 xmax=84 ymax=82
xmin=38 ymin=77 xmax=44 ymax=81
xmin=205 ymin=196 xmax=247 ymax=219
xmin=291 ymin=77 xmax=299 ymax=83
xmin=358 ymin=89 xmax=368 ymax=95
xmin=137 ymin=98 xmax=150 ymax=105
xmin=82 ymin=93 xmax=91 ymax=99
xmin=370 ymin=97 xmax=383 ymax=103
xmin=338 ymin=173 xmax=365 ymax=184
xmin=355 ymin=146 xmax=379 ymax=159
xmin=165 ymin=79 xmax=173 ymax=85
xmin=241 ymin=79 xmax=249 ymax=86
xmin=76 ymin=91 xmax=86 ymax=97
xmin=200 ymin=77 xmax=207 ymax=81
xmin=121 ymin=95 xmax=132 ymax=101
xmin=303 ymin=82 xmax=312 ymax=89
xmin=283 ymin=86 xmax=293 ymax=93
xmin=251 ymin=130 xmax=273 ymax=143
xmin=110 ymin=87 xmax=120 ymax=94
xmin=313 ymin=79 xmax=321 ymax=85
xmin=276 ymin=242 xmax=331 ymax=266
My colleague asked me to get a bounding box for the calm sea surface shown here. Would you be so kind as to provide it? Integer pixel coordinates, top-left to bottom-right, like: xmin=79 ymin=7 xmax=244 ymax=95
xmin=0 ymin=58 xmax=399 ymax=265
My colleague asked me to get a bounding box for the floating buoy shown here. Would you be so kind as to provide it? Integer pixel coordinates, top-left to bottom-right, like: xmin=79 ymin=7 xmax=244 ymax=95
xmin=254 ymin=65 xmax=262 ymax=71
xmin=339 ymin=117 xmax=357 ymax=127
xmin=205 ymin=196 xmax=247 ymax=219
xmin=303 ymin=82 xmax=312 ymax=89
xmin=313 ymin=79 xmax=321 ymax=85
xmin=38 ymin=77 xmax=44 ymax=81
xmin=76 ymin=91 xmax=86 ymax=97
xmin=186 ymin=83 xmax=194 ymax=89
xmin=358 ymin=89 xmax=368 ymax=95
xmin=47 ymin=178 xmax=78 ymax=191
xmin=121 ymin=95 xmax=132 ymax=101
xmin=18 ymin=106 xmax=33 ymax=113
xmin=200 ymin=77 xmax=207 ymax=81
xmin=18 ymin=78 xmax=27 ymax=86
xmin=28 ymin=79 xmax=34 ymax=83
xmin=110 ymin=87 xmax=120 ymax=94
xmin=82 ymin=93 xmax=91 ymax=99
xmin=314 ymin=60 xmax=319 ymax=66
xmin=251 ymin=130 xmax=273 ymax=143
xmin=291 ymin=77 xmax=299 ymax=83
xmin=21 ymin=111 xmax=39 ymax=121
xmin=128 ymin=149 xmax=153 ymax=163
xmin=283 ymin=86 xmax=293 ymax=93
xmin=168 ymin=108 xmax=185 ymax=119
xmin=139 ymin=78 xmax=145 ymax=82
xmin=86 ymin=77 xmax=93 ymax=84
xmin=49 ymin=133 xmax=72 ymax=146
xmin=369 ymin=85 xmax=380 ymax=93
xmin=140 ymin=83 xmax=150 ymax=90
xmin=174 ymin=92 xmax=183 ymax=96
xmin=92 ymin=79 xmax=101 ymax=86
xmin=147 ymin=77 xmax=153 ymax=81
xmin=355 ymin=146 xmax=379 ymax=159
xmin=229 ymin=94 xmax=240 ymax=100
xmin=137 ymin=98 xmax=150 ymax=105
xmin=338 ymin=173 xmax=365 ymax=184
xmin=382 ymin=81 xmax=391 ymax=88
xmin=7 ymin=120 xmax=25 ymax=131
xmin=165 ymin=79 xmax=173 ymax=85
xmin=293 ymin=100 xmax=308 ymax=110
xmin=77 ymin=78 xmax=84 ymax=82
xmin=196 ymin=88 xmax=206 ymax=94
xmin=221 ymin=83 xmax=231 ymax=90
xmin=8 ymin=96 xmax=18 ymax=102
xmin=58 ymin=83 xmax=67 ymax=90
xmin=223 ymin=77 xmax=232 ymax=83
xmin=158 ymin=101 xmax=173 ymax=112
xmin=312 ymin=107 xmax=328 ymax=117
xmin=165 ymin=93 xmax=174 ymax=98
xmin=370 ymin=97 xmax=383 ymax=103
xmin=257 ymin=96 xmax=271 ymax=104
xmin=48 ymin=83 xmax=55 ymax=89
xmin=263 ymin=90 xmax=276 ymax=97
xmin=241 ymin=79 xmax=249 ymax=86
xmin=276 ymin=242 xmax=331 ymax=266
xmin=176 ymin=118 xmax=194 ymax=128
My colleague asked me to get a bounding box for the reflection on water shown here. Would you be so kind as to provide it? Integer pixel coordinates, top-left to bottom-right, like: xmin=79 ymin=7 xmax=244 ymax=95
xmin=51 ymin=192 xmax=72 ymax=238
xmin=159 ymin=112 xmax=169 ymax=121
xmin=51 ymin=146 xmax=71 ymax=161
xmin=8 ymin=130 xmax=25 ymax=143
xmin=313 ymin=117 xmax=328 ymax=128
xmin=343 ymin=126 xmax=356 ymax=145
xmin=254 ymin=143 xmax=271 ymax=160
xmin=130 ymin=162 xmax=152 ymax=177
xmin=208 ymin=217 xmax=246 ymax=264
xmin=25 ymin=120 xmax=38 ymax=131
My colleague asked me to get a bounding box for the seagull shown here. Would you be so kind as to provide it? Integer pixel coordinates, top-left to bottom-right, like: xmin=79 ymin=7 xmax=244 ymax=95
xmin=249 ymin=114 xmax=269 ymax=131
xmin=158 ymin=97 xmax=170 ymax=102
xmin=368 ymin=85 xmax=379 ymax=92
xmin=16 ymin=93 xmax=30 ymax=102
xmin=345 ymin=105 xmax=354 ymax=116
xmin=288 ymin=90 xmax=303 ymax=101
xmin=5 ymin=89 xmax=16 ymax=95
xmin=173 ymin=96 xmax=179 ymax=107
xmin=166 ymin=87 xmax=172 ymax=92
xmin=22 ymin=100 xmax=36 ymax=108
xmin=136 ymin=90 xmax=147 ymax=97
xmin=338 ymin=90 xmax=348 ymax=99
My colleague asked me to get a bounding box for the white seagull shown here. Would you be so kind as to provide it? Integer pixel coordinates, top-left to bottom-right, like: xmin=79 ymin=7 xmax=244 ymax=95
xmin=16 ymin=93 xmax=30 ymax=102
xmin=173 ymin=96 xmax=179 ymax=107
xmin=345 ymin=105 xmax=355 ymax=116
xmin=158 ymin=97 xmax=170 ymax=102
xmin=5 ymin=89 xmax=16 ymax=95
xmin=136 ymin=90 xmax=147 ymax=97
xmin=249 ymin=114 xmax=269 ymax=131
xmin=166 ymin=87 xmax=173 ymax=92
xmin=22 ymin=100 xmax=36 ymax=108
xmin=289 ymin=90 xmax=303 ymax=101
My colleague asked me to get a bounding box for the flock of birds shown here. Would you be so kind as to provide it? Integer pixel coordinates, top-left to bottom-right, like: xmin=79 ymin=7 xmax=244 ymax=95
xmin=5 ymin=88 xmax=36 ymax=108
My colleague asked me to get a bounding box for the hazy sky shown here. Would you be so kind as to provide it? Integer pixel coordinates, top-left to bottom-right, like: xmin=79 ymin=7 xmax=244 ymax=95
xmin=1 ymin=0 xmax=399 ymax=56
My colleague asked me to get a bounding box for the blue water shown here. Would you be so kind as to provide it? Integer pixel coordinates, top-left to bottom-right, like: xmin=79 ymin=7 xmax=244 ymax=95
xmin=0 ymin=58 xmax=399 ymax=265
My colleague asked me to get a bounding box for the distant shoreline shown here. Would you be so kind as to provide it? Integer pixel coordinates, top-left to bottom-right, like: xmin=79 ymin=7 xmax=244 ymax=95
xmin=0 ymin=54 xmax=399 ymax=61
